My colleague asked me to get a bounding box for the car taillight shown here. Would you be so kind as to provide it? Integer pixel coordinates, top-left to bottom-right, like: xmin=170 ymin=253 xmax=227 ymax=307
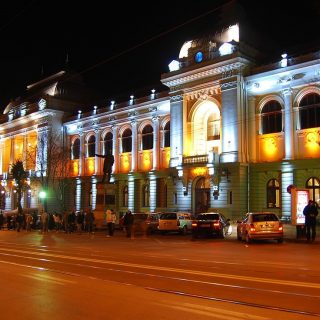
xmin=191 ymin=222 xmax=197 ymax=228
xmin=249 ymin=224 xmax=255 ymax=232
xmin=278 ymin=223 xmax=283 ymax=231
xmin=213 ymin=221 xmax=220 ymax=228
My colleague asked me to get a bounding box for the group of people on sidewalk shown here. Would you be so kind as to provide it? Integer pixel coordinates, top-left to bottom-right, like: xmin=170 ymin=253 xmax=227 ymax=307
xmin=104 ymin=209 xmax=135 ymax=238
xmin=104 ymin=209 xmax=147 ymax=239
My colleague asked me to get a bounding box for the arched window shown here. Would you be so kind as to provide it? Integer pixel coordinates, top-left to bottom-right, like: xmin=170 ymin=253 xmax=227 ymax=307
xmin=299 ymin=93 xmax=320 ymax=129
xmin=87 ymin=135 xmax=96 ymax=157
xmin=123 ymin=185 xmax=128 ymax=207
xmin=142 ymin=125 xmax=153 ymax=150
xmin=306 ymin=177 xmax=320 ymax=206
xmin=142 ymin=184 xmax=150 ymax=207
xmin=72 ymin=138 xmax=80 ymax=159
xmin=164 ymin=122 xmax=170 ymax=147
xmin=207 ymin=114 xmax=220 ymax=140
xmin=267 ymin=179 xmax=280 ymax=208
xmin=104 ymin=132 xmax=113 ymax=155
xmin=122 ymin=129 xmax=132 ymax=153
xmin=261 ymin=101 xmax=282 ymax=134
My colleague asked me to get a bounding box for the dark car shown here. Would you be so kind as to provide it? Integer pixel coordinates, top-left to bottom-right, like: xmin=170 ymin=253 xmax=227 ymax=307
xmin=191 ymin=212 xmax=231 ymax=239
xmin=125 ymin=212 xmax=160 ymax=235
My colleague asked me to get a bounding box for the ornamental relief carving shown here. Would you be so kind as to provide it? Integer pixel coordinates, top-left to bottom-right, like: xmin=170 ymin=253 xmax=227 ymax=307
xmin=170 ymin=95 xmax=183 ymax=102
xmin=220 ymin=81 xmax=238 ymax=91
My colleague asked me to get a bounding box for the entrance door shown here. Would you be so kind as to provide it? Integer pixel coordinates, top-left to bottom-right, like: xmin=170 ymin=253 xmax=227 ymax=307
xmin=195 ymin=177 xmax=210 ymax=214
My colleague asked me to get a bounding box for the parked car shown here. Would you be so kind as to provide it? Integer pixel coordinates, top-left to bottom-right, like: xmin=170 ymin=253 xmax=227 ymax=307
xmin=237 ymin=212 xmax=284 ymax=243
xmin=191 ymin=212 xmax=231 ymax=239
xmin=145 ymin=212 xmax=160 ymax=233
xmin=124 ymin=212 xmax=160 ymax=235
xmin=158 ymin=212 xmax=192 ymax=235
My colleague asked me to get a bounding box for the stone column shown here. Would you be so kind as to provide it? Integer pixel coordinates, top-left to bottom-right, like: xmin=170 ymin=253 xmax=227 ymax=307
xmin=131 ymin=121 xmax=137 ymax=172
xmin=283 ymin=89 xmax=294 ymax=160
xmin=152 ymin=116 xmax=159 ymax=170
xmin=79 ymin=133 xmax=84 ymax=176
xmin=112 ymin=126 xmax=118 ymax=173
xmin=94 ymin=129 xmax=101 ymax=175
xmin=23 ymin=132 xmax=27 ymax=167
xmin=248 ymin=96 xmax=257 ymax=162
xmin=220 ymin=82 xmax=238 ymax=163
xmin=281 ymin=162 xmax=293 ymax=219
xmin=169 ymin=95 xmax=183 ymax=166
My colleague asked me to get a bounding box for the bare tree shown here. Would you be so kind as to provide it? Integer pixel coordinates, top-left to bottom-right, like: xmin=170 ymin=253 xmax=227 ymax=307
xmin=27 ymin=128 xmax=70 ymax=212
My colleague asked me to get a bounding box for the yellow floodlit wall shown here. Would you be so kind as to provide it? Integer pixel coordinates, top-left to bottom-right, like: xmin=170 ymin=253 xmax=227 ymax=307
xmin=297 ymin=129 xmax=320 ymax=158
xmin=3 ymin=139 xmax=11 ymax=173
xmin=120 ymin=153 xmax=131 ymax=173
xmin=14 ymin=135 xmax=24 ymax=161
xmin=138 ymin=150 xmax=152 ymax=171
xmin=161 ymin=148 xmax=170 ymax=168
xmin=258 ymin=133 xmax=284 ymax=162
xmin=70 ymin=160 xmax=79 ymax=176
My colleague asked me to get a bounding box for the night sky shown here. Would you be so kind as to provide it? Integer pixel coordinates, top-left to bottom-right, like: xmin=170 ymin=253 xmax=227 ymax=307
xmin=0 ymin=0 xmax=320 ymax=110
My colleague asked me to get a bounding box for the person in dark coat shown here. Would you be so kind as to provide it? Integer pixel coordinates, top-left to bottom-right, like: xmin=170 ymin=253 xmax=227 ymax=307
xmin=0 ymin=211 xmax=4 ymax=230
xmin=303 ymin=200 xmax=319 ymax=242
xmin=123 ymin=210 xmax=134 ymax=238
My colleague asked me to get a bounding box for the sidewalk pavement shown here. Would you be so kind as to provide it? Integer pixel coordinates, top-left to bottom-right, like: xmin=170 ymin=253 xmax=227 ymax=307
xmin=282 ymin=223 xmax=320 ymax=242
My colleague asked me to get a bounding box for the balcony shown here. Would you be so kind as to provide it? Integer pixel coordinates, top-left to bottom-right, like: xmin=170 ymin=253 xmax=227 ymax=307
xmin=183 ymin=155 xmax=208 ymax=165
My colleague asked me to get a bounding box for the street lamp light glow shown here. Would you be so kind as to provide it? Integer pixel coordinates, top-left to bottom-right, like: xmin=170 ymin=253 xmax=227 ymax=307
xmin=39 ymin=191 xmax=46 ymax=199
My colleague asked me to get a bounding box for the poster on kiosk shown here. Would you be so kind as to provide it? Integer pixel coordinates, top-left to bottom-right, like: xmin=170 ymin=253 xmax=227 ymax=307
xmin=291 ymin=188 xmax=309 ymax=225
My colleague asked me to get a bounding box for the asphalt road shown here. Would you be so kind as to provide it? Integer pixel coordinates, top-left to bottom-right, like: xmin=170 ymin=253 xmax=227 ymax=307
xmin=0 ymin=228 xmax=319 ymax=320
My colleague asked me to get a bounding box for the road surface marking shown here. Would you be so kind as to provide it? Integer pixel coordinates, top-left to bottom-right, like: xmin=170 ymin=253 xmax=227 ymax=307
xmin=21 ymin=273 xmax=76 ymax=285
xmin=0 ymin=247 xmax=320 ymax=289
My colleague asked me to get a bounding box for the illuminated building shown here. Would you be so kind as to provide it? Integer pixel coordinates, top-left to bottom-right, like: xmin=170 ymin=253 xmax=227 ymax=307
xmin=1 ymin=23 xmax=319 ymax=225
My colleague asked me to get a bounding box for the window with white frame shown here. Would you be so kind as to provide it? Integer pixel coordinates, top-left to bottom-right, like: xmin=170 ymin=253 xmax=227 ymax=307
xmin=122 ymin=129 xmax=132 ymax=153
xmin=87 ymin=135 xmax=96 ymax=157
xmin=164 ymin=121 xmax=170 ymax=147
xmin=142 ymin=125 xmax=153 ymax=150
xmin=72 ymin=138 xmax=80 ymax=159
xmin=306 ymin=177 xmax=320 ymax=206
xmin=261 ymin=100 xmax=282 ymax=134
xmin=104 ymin=132 xmax=113 ymax=155
xmin=299 ymin=93 xmax=320 ymax=129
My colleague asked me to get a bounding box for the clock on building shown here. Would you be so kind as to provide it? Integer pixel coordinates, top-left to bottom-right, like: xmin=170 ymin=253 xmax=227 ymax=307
xmin=194 ymin=51 xmax=203 ymax=63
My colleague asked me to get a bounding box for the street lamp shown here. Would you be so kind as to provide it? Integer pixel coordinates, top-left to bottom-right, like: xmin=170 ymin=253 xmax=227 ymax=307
xmin=39 ymin=191 xmax=46 ymax=199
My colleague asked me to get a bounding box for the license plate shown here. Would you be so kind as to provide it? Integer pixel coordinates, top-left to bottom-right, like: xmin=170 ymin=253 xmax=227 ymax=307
xmin=200 ymin=224 xmax=211 ymax=227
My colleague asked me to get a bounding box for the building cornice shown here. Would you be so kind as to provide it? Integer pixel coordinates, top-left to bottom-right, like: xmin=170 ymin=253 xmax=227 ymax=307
xmin=161 ymin=57 xmax=249 ymax=88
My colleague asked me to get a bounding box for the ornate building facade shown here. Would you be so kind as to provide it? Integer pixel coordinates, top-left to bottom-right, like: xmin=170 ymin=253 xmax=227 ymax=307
xmin=1 ymin=23 xmax=319 ymax=225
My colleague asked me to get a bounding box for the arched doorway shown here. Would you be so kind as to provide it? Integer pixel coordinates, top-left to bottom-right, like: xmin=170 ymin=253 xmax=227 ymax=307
xmin=195 ymin=177 xmax=210 ymax=214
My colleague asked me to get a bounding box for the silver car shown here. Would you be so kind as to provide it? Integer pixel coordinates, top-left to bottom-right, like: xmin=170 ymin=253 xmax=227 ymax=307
xmin=237 ymin=212 xmax=284 ymax=243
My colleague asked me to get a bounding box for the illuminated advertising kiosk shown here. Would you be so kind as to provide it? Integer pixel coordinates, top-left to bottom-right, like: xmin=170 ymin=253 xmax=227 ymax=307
xmin=291 ymin=187 xmax=309 ymax=226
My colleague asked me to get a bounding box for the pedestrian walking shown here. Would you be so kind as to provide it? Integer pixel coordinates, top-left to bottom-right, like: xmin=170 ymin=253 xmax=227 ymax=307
xmin=85 ymin=207 xmax=95 ymax=233
xmin=0 ymin=211 xmax=4 ymax=230
xmin=303 ymin=200 xmax=319 ymax=242
xmin=105 ymin=209 xmax=116 ymax=237
xmin=40 ymin=210 xmax=49 ymax=233
xmin=123 ymin=210 xmax=134 ymax=238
